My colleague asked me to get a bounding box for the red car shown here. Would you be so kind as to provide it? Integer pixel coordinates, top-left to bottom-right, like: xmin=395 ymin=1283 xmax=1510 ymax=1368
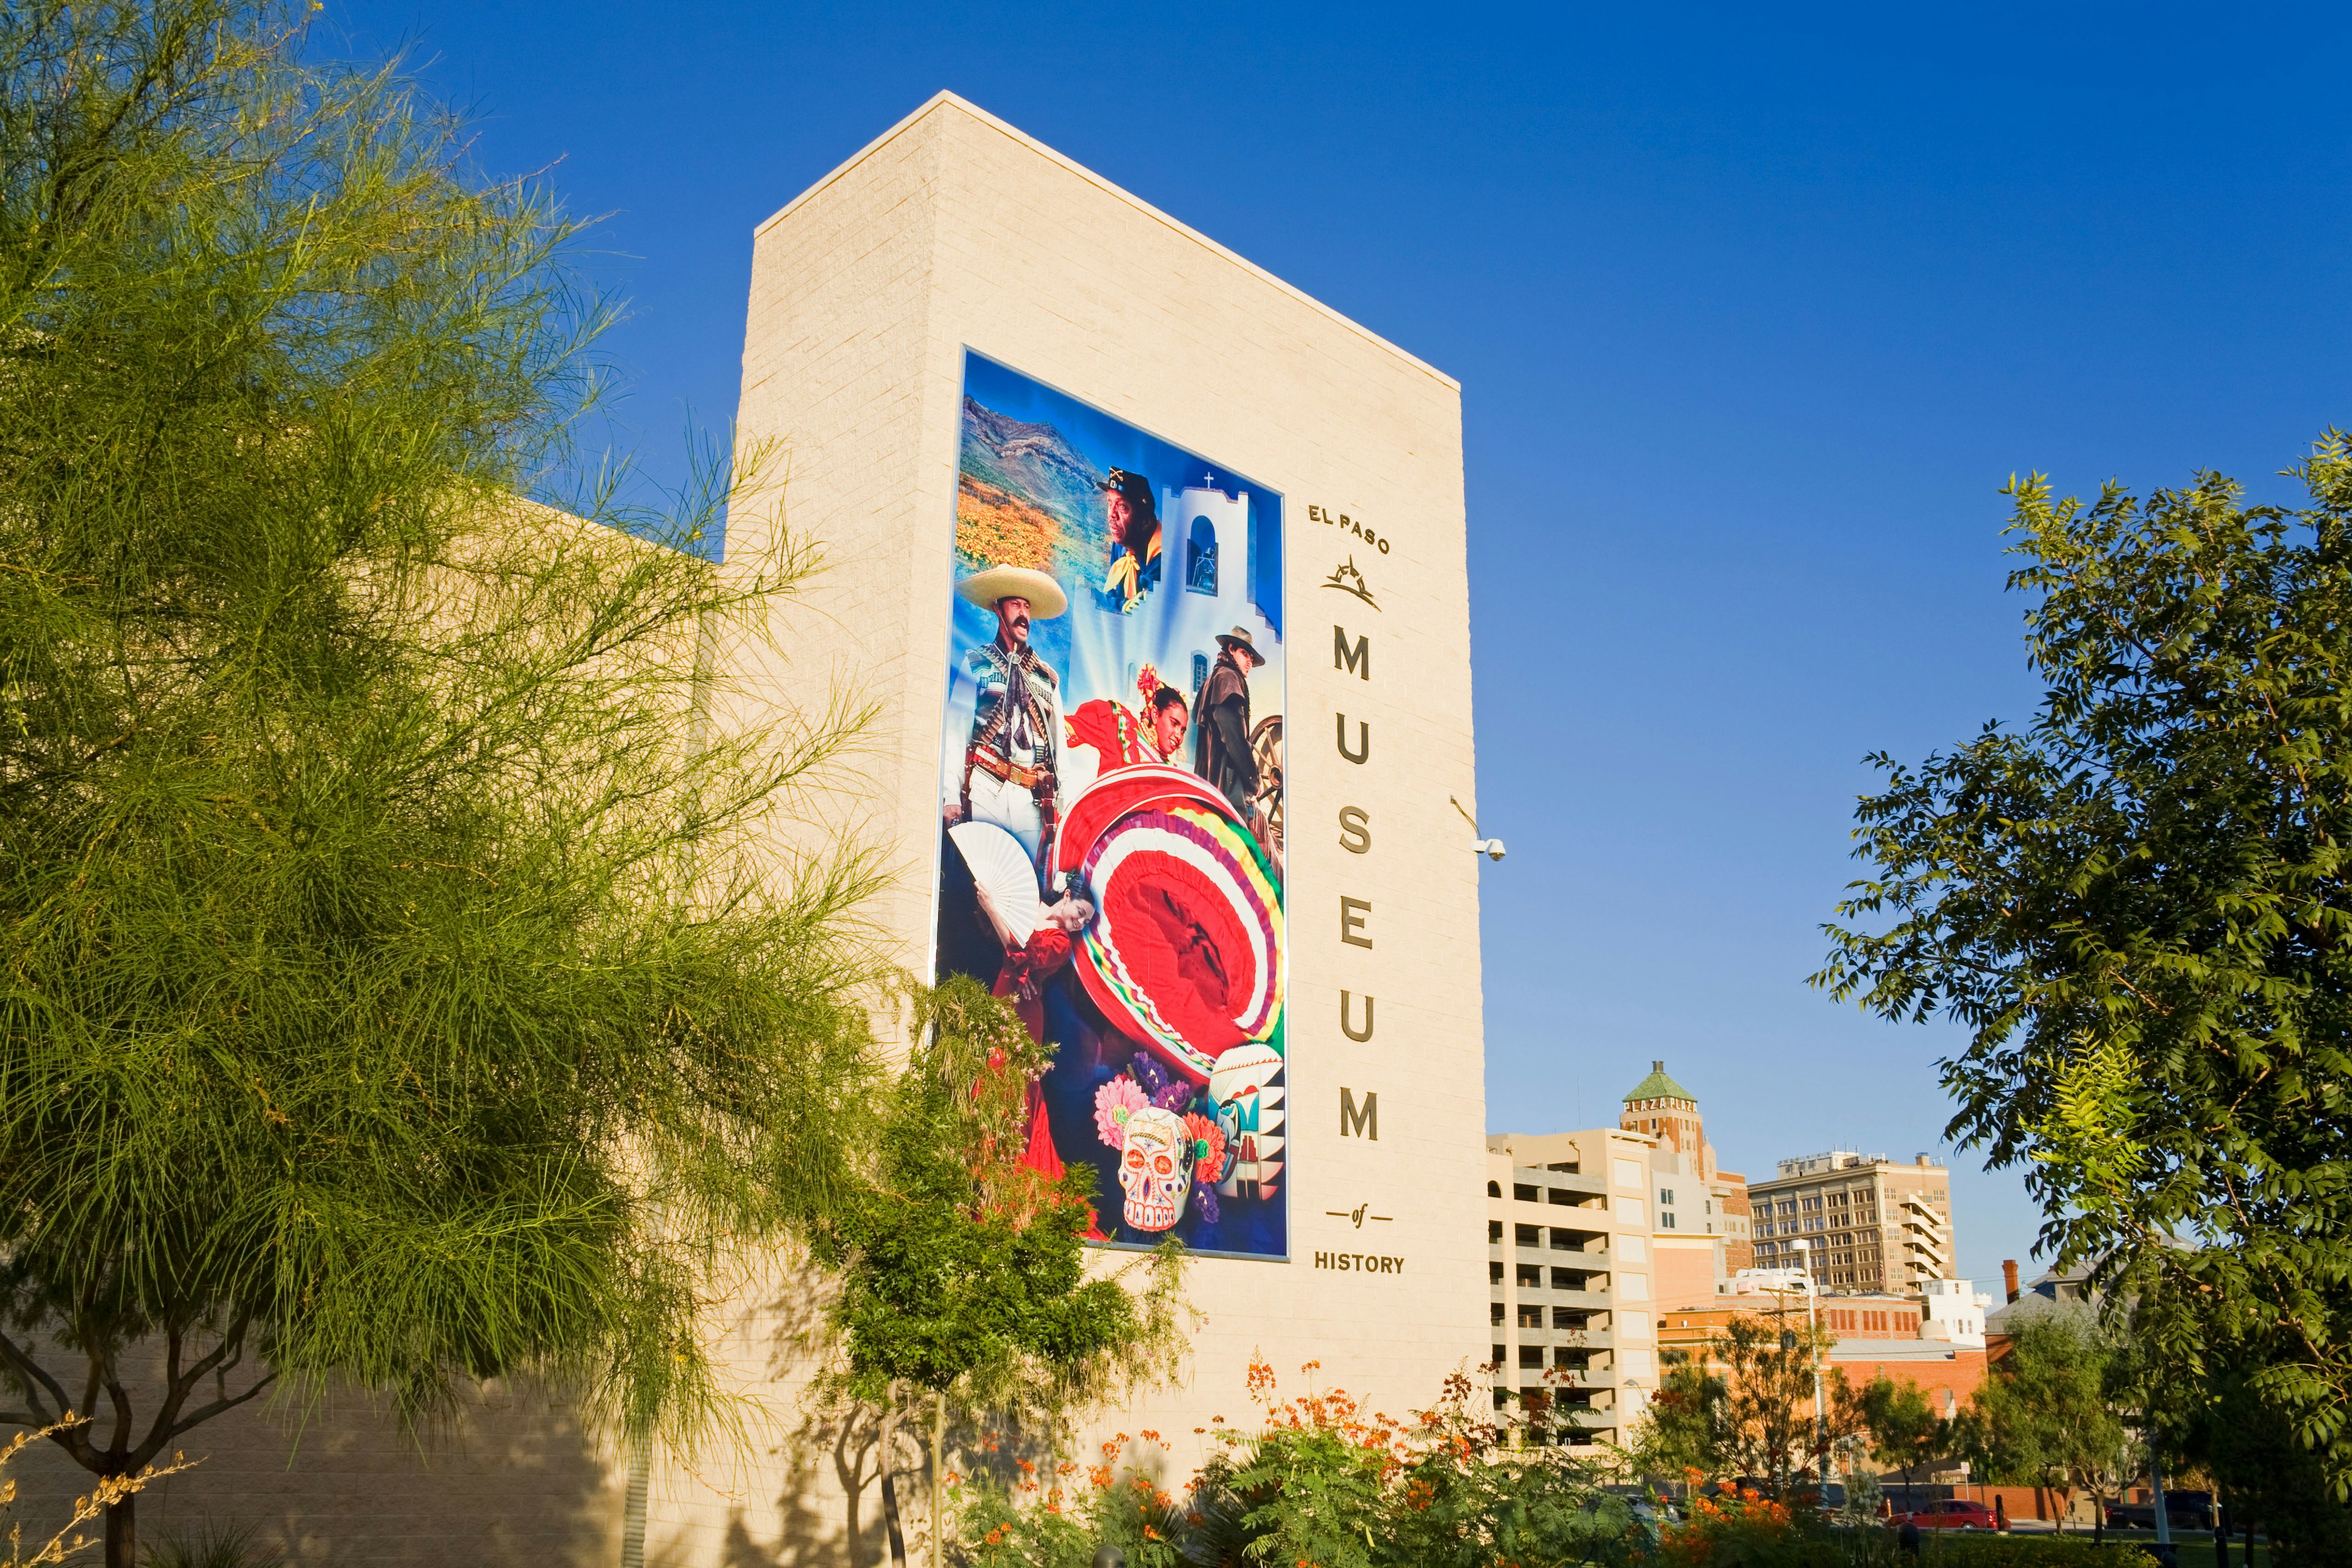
xmin=1891 ymin=1499 xmax=2000 ymax=1531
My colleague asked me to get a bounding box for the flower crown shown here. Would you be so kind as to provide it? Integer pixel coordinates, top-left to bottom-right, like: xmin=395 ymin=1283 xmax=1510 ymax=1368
xmin=1134 ymin=663 xmax=1163 ymax=706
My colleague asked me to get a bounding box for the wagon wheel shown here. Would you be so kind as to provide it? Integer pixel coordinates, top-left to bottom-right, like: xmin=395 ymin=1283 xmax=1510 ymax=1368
xmin=1248 ymin=714 xmax=1284 ymax=856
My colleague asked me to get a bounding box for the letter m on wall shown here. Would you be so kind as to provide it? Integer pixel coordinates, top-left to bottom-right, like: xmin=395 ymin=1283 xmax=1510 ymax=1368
xmin=1335 ymin=626 xmax=1370 ymax=680
xmin=1341 ymin=1087 xmax=1378 ymax=1140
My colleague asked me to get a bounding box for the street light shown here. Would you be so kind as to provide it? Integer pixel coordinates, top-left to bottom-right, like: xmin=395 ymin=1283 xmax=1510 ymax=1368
xmin=1792 ymin=1239 xmax=1828 ymax=1507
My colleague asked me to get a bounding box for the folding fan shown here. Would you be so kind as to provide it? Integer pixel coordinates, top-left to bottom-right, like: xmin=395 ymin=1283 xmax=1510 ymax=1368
xmin=949 ymin=821 xmax=1043 ymax=947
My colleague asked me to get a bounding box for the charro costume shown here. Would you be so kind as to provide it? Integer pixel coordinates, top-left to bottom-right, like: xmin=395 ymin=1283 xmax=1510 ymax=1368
xmin=952 ymin=564 xmax=1070 ymax=870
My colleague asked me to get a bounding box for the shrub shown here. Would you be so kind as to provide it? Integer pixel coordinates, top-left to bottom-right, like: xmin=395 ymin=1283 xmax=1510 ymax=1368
xmin=939 ymin=1362 xmax=1640 ymax=1568
xmin=1900 ymin=1536 xmax=2158 ymax=1568
xmin=140 ymin=1525 xmax=285 ymax=1568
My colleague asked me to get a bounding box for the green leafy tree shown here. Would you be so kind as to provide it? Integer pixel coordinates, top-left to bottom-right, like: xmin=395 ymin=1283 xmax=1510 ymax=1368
xmin=2201 ymin=1364 xmax=2352 ymax=1567
xmin=1967 ymin=1312 xmax=2133 ymax=1537
xmin=1815 ymin=439 xmax=2352 ymax=1495
xmin=1859 ymin=1375 xmax=1948 ymax=1493
xmin=1627 ymin=1360 xmax=1730 ymax=1485
xmin=0 ymin=5 xmax=881 ymax=1564
xmin=816 ymin=979 xmax=1184 ymax=1568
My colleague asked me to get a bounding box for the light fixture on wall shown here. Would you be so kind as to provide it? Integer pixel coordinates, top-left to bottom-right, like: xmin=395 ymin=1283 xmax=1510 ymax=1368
xmin=1450 ymin=796 xmax=1507 ymax=861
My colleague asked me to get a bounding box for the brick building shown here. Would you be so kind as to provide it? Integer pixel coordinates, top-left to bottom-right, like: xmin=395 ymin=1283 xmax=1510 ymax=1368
xmin=1747 ymin=1150 xmax=1953 ymax=1292
xmin=1657 ymin=1284 xmax=1990 ymax=1427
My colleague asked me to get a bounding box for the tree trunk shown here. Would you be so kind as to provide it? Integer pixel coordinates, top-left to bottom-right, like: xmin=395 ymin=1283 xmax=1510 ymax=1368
xmin=104 ymin=1490 xmax=135 ymax=1568
xmin=929 ymin=1392 xmax=948 ymax=1568
xmin=878 ymin=1399 xmax=907 ymax=1568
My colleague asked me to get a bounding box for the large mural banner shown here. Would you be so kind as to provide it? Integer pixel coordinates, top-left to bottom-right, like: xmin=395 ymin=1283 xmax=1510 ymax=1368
xmin=933 ymin=352 xmax=1288 ymax=1259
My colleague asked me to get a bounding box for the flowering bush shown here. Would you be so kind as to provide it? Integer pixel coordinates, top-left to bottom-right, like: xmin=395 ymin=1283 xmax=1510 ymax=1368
xmin=946 ymin=1362 xmax=1640 ymax=1568
xmin=1656 ymin=1484 xmax=1804 ymax=1566
xmin=944 ymin=1434 xmax=1186 ymax=1568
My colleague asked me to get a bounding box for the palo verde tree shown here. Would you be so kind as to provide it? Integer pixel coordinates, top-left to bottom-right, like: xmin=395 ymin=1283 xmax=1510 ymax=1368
xmin=0 ymin=4 xmax=880 ymax=1563
xmin=1708 ymin=1313 xmax=1861 ymax=1495
xmin=815 ymin=979 xmax=1185 ymax=1568
xmin=1816 ymin=439 xmax=2352 ymax=1496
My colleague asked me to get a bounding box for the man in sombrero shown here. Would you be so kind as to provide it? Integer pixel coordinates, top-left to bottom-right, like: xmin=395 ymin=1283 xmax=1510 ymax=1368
xmin=943 ymin=562 xmax=1070 ymax=870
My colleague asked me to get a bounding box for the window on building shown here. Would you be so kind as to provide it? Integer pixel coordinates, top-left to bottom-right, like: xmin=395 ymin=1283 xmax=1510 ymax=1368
xmin=1556 ymin=1348 xmax=1588 ymax=1370
xmin=1491 ymin=1302 xmax=1505 ymax=1324
xmin=1551 ymin=1267 xmax=1581 ymax=1291
xmin=1553 ymin=1308 xmax=1586 ymax=1330
xmin=1547 ymin=1161 xmax=1581 ymax=1174
xmin=1489 ymin=1219 xmax=1503 ymax=1243
xmin=1516 ymin=1224 xmax=1542 ymax=1247
xmin=1661 ymin=1213 xmax=1677 ymax=1230
xmin=1490 ymin=1262 xmax=1504 ymax=1284
xmin=1493 ymin=1346 xmax=1507 ymax=1368
xmin=1517 ymin=1305 xmax=1543 ymax=1329
xmin=1190 ymin=651 xmax=1210 ymax=696
xmin=1514 ymin=1184 xmax=1540 ymax=1202
xmin=1517 ymin=1265 xmax=1542 ymax=1289
xmin=1518 ymin=1345 xmax=1545 ymax=1369
xmin=1185 ymin=517 xmax=1217 ymax=595
xmin=1660 ymin=1188 xmax=1675 ymax=1206
xmin=1487 ymin=1180 xmax=1502 ymax=1198
xmin=1547 ymin=1188 xmax=1575 ymax=1204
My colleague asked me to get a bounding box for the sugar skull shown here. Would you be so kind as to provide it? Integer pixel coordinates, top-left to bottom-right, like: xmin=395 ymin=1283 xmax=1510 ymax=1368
xmin=1117 ymin=1105 xmax=1190 ymax=1232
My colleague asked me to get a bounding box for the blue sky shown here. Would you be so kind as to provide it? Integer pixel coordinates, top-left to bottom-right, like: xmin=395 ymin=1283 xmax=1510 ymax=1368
xmin=333 ymin=1 xmax=2352 ymax=1292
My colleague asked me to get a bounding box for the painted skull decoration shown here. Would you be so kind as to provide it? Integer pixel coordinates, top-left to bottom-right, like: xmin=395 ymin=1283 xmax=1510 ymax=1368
xmin=1117 ymin=1106 xmax=1190 ymax=1231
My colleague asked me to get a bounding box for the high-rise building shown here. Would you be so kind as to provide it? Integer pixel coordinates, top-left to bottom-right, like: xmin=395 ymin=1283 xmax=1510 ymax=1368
xmin=1484 ymin=1139 xmax=1653 ymax=1446
xmin=1483 ymin=1061 xmax=1754 ymax=1449
xmin=1746 ymin=1150 xmax=1954 ymax=1292
xmin=1618 ymin=1060 xmax=1754 ymax=1272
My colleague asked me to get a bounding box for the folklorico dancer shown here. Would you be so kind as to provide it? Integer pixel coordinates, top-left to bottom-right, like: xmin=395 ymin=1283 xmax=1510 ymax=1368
xmin=1098 ymin=467 xmax=1163 ymax=614
xmin=1064 ymin=662 xmax=1191 ymax=772
xmin=945 ymin=563 xmax=1070 ymax=873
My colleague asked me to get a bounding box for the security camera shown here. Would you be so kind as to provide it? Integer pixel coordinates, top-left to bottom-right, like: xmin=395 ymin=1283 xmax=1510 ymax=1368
xmin=1473 ymin=838 xmax=1506 ymax=862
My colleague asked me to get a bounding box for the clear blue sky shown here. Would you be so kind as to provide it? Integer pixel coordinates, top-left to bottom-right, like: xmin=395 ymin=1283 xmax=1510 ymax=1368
xmin=333 ymin=1 xmax=2352 ymax=1293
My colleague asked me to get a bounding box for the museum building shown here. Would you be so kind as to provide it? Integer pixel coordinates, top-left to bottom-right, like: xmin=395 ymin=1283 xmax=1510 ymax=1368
xmin=27 ymin=93 xmax=1491 ymax=1567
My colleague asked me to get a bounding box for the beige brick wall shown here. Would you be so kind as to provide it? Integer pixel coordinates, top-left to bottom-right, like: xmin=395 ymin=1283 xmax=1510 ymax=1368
xmin=668 ymin=91 xmax=1489 ymax=1567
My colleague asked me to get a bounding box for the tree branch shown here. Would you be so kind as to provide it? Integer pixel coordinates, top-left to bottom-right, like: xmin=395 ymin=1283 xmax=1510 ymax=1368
xmin=0 ymin=1326 xmax=70 ymax=1426
xmin=135 ymin=1311 xmax=257 ymax=1468
xmin=156 ymin=1372 xmax=276 ymax=1452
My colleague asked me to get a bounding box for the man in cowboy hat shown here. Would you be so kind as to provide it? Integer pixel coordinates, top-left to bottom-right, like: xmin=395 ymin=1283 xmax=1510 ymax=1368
xmin=1194 ymin=625 xmax=1264 ymax=821
xmin=943 ymin=563 xmax=1070 ymax=868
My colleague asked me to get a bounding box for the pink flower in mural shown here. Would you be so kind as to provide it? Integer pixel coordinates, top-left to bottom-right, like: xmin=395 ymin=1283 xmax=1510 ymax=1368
xmin=1095 ymin=1076 xmax=1148 ymax=1148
